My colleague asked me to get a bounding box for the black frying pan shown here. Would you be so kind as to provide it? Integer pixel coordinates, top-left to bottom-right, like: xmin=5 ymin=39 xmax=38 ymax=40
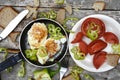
xmin=0 ymin=18 xmax=68 ymax=72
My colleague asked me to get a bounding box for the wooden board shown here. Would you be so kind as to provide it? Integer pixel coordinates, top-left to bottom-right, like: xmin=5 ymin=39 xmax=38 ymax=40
xmin=0 ymin=0 xmax=120 ymax=80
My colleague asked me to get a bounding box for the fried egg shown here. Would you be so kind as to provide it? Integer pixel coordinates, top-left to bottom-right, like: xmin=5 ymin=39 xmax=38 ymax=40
xmin=44 ymin=38 xmax=60 ymax=57
xmin=28 ymin=23 xmax=48 ymax=49
xmin=36 ymin=46 xmax=49 ymax=65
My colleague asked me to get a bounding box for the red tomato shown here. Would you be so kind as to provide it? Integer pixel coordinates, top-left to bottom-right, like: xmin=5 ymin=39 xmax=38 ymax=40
xmin=103 ymin=32 xmax=119 ymax=44
xmin=81 ymin=17 xmax=105 ymax=39
xmin=79 ymin=40 xmax=88 ymax=55
xmin=71 ymin=32 xmax=84 ymax=43
xmin=88 ymin=39 xmax=107 ymax=55
xmin=93 ymin=51 xmax=107 ymax=69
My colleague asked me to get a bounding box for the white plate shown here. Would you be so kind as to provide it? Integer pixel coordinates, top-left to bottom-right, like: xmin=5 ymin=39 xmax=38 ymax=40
xmin=69 ymin=14 xmax=120 ymax=72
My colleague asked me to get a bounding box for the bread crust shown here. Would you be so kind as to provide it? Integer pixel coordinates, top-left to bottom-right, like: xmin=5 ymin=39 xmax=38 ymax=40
xmin=106 ymin=54 xmax=120 ymax=66
xmin=92 ymin=1 xmax=105 ymax=11
xmin=0 ymin=6 xmax=19 ymax=28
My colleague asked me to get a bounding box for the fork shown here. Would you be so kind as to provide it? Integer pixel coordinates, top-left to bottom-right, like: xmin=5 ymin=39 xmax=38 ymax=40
xmin=60 ymin=56 xmax=69 ymax=80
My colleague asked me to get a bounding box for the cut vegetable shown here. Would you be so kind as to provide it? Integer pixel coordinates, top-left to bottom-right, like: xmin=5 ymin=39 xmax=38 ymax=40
xmin=71 ymin=46 xmax=85 ymax=60
xmin=0 ymin=47 xmax=13 ymax=72
xmin=55 ymin=0 xmax=65 ymax=4
xmin=34 ymin=69 xmax=52 ymax=80
xmin=84 ymin=74 xmax=95 ymax=80
xmin=103 ymin=32 xmax=119 ymax=44
xmin=93 ymin=51 xmax=107 ymax=69
xmin=38 ymin=10 xmax=57 ymax=20
xmin=25 ymin=49 xmax=37 ymax=61
xmin=88 ymin=39 xmax=107 ymax=55
xmin=17 ymin=61 xmax=26 ymax=77
xmin=81 ymin=17 xmax=105 ymax=39
xmin=79 ymin=40 xmax=88 ymax=55
xmin=86 ymin=22 xmax=99 ymax=40
xmin=33 ymin=63 xmax=60 ymax=79
xmin=71 ymin=66 xmax=83 ymax=80
xmin=71 ymin=32 xmax=83 ymax=43
xmin=112 ymin=44 xmax=120 ymax=54
xmin=63 ymin=17 xmax=79 ymax=33
xmin=48 ymin=62 xmax=60 ymax=78
xmin=48 ymin=24 xmax=64 ymax=40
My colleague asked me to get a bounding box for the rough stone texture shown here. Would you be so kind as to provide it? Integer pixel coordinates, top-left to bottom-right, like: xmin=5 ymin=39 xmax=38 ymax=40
xmin=1 ymin=0 xmax=120 ymax=80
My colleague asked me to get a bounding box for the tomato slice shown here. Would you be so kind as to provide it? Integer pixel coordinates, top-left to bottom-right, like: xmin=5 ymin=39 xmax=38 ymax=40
xmin=88 ymin=39 xmax=107 ymax=55
xmin=103 ymin=32 xmax=119 ymax=44
xmin=81 ymin=17 xmax=105 ymax=40
xmin=71 ymin=32 xmax=84 ymax=43
xmin=93 ymin=51 xmax=107 ymax=69
xmin=79 ymin=40 xmax=88 ymax=55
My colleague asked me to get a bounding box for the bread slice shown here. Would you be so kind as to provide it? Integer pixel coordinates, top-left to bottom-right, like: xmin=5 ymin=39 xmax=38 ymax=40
xmin=65 ymin=3 xmax=72 ymax=15
xmin=7 ymin=48 xmax=20 ymax=53
xmin=62 ymin=74 xmax=75 ymax=80
xmin=26 ymin=6 xmax=38 ymax=19
xmin=92 ymin=1 xmax=105 ymax=11
xmin=0 ymin=6 xmax=18 ymax=28
xmin=56 ymin=9 xmax=65 ymax=24
xmin=34 ymin=0 xmax=40 ymax=7
xmin=9 ymin=31 xmax=20 ymax=42
xmin=106 ymin=54 xmax=120 ymax=66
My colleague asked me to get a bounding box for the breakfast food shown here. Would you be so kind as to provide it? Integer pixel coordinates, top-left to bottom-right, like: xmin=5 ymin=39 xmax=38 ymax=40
xmin=92 ymin=1 xmax=105 ymax=11
xmin=33 ymin=69 xmax=52 ymax=80
xmin=34 ymin=0 xmax=40 ymax=7
xmin=106 ymin=54 xmax=120 ymax=66
xmin=0 ymin=6 xmax=18 ymax=28
xmin=71 ymin=32 xmax=83 ymax=43
xmin=28 ymin=23 xmax=48 ymax=49
xmin=26 ymin=22 xmax=66 ymax=65
xmin=71 ymin=17 xmax=120 ymax=69
xmin=81 ymin=17 xmax=105 ymax=40
xmin=26 ymin=6 xmax=38 ymax=19
xmin=56 ymin=9 xmax=65 ymax=24
xmin=65 ymin=3 xmax=72 ymax=15
xmin=93 ymin=51 xmax=107 ymax=69
xmin=36 ymin=46 xmax=49 ymax=64
xmin=0 ymin=6 xmax=21 ymax=43
xmin=79 ymin=40 xmax=88 ymax=55
xmin=45 ymin=38 xmax=60 ymax=57
xmin=62 ymin=74 xmax=76 ymax=80
xmin=103 ymin=32 xmax=119 ymax=44
xmin=88 ymin=39 xmax=107 ymax=55
xmin=9 ymin=31 xmax=20 ymax=42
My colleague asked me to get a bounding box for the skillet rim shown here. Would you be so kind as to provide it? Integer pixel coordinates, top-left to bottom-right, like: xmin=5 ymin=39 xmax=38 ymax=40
xmin=19 ymin=18 xmax=68 ymax=68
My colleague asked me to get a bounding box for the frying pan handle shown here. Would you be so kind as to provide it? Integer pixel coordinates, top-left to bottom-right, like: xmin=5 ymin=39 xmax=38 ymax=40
xmin=0 ymin=52 xmax=23 ymax=72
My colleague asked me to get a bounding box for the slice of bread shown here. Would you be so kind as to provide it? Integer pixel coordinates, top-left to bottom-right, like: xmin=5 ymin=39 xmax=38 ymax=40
xmin=26 ymin=6 xmax=38 ymax=19
xmin=62 ymin=74 xmax=75 ymax=80
xmin=92 ymin=1 xmax=105 ymax=11
xmin=9 ymin=31 xmax=20 ymax=42
xmin=56 ymin=9 xmax=65 ymax=24
xmin=7 ymin=48 xmax=20 ymax=53
xmin=65 ymin=3 xmax=72 ymax=15
xmin=0 ymin=6 xmax=18 ymax=28
xmin=34 ymin=0 xmax=40 ymax=7
xmin=106 ymin=54 xmax=120 ymax=66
